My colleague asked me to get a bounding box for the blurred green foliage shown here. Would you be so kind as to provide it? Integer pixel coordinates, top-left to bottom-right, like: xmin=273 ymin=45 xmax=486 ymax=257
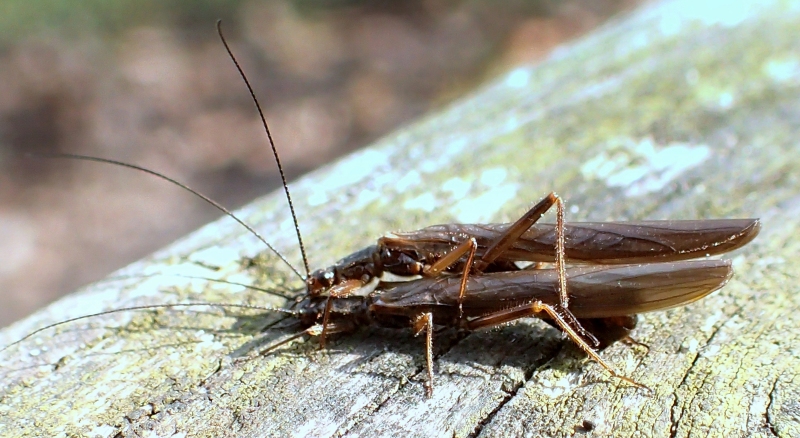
xmin=0 ymin=0 xmax=564 ymax=43
xmin=0 ymin=0 xmax=246 ymax=42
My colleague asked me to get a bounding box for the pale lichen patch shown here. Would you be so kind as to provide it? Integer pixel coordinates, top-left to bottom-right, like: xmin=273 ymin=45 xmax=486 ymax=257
xmin=763 ymin=56 xmax=800 ymax=84
xmin=441 ymin=177 xmax=471 ymax=200
xmin=580 ymin=138 xmax=711 ymax=197
xmin=451 ymin=183 xmax=519 ymax=223
xmin=478 ymin=167 xmax=508 ymax=187
xmin=658 ymin=0 xmax=755 ymax=36
xmin=695 ymin=84 xmax=737 ymax=111
xmin=504 ymin=67 xmax=532 ymax=89
xmin=402 ymin=192 xmax=437 ymax=213
xmin=394 ymin=169 xmax=422 ymax=193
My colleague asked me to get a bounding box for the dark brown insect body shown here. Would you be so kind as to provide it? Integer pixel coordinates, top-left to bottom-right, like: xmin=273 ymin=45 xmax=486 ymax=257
xmin=311 ymin=216 xmax=760 ymax=290
xmin=305 ymin=191 xmax=759 ymax=354
xmin=383 ymin=218 xmax=759 ymax=266
xmin=292 ymin=259 xmax=737 ymax=393
xmin=370 ymin=259 xmax=734 ymax=320
xmin=301 ymin=259 xmax=734 ymax=330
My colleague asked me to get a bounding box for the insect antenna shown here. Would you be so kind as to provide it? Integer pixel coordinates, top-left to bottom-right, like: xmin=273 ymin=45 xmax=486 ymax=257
xmin=6 ymin=22 xmax=315 ymax=360
xmin=216 ymin=20 xmax=311 ymax=281
xmin=99 ymin=273 xmax=297 ymax=301
xmin=26 ymin=153 xmax=303 ymax=281
xmin=0 ymin=302 xmax=298 ymax=355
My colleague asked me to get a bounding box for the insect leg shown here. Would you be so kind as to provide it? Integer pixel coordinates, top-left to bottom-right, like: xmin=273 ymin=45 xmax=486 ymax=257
xmin=422 ymin=238 xmax=477 ymax=277
xmin=424 ymin=192 xmax=566 ymax=318
xmin=253 ymin=320 xmax=359 ymax=360
xmin=554 ymin=195 xmax=567 ymax=307
xmin=422 ymin=238 xmax=478 ymax=319
xmin=559 ymin=316 xmax=639 ymax=350
xmin=455 ymin=240 xmax=477 ymax=319
xmin=467 ymin=303 xmax=647 ymax=390
xmin=412 ymin=312 xmax=435 ymax=397
xmin=473 ymin=192 xmax=562 ymax=272
xmin=306 ymin=321 xmax=358 ymax=337
xmin=473 ymin=193 xmax=569 ymax=307
xmin=319 ymin=279 xmax=365 ymax=347
xmin=621 ymin=337 xmax=650 ymax=353
xmin=467 ymin=304 xmax=599 ymax=347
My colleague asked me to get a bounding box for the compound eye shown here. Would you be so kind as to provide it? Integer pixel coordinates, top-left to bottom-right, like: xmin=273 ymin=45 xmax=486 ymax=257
xmin=305 ymin=277 xmax=321 ymax=294
xmin=307 ymin=269 xmax=335 ymax=294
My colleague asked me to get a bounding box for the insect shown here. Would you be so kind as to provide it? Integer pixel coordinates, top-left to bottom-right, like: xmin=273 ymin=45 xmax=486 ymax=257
xmin=2 ymin=21 xmax=761 ymax=398
xmin=286 ymin=258 xmax=738 ymax=395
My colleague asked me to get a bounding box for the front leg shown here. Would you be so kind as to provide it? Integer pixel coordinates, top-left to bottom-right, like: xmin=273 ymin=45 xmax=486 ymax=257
xmin=422 ymin=238 xmax=477 ymax=319
xmin=319 ymin=279 xmax=365 ymax=347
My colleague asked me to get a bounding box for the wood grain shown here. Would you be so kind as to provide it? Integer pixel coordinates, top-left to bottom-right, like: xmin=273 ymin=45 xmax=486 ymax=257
xmin=2 ymin=0 xmax=798 ymax=436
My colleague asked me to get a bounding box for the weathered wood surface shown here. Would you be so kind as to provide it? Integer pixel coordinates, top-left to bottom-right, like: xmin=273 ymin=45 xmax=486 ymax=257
xmin=2 ymin=0 xmax=799 ymax=436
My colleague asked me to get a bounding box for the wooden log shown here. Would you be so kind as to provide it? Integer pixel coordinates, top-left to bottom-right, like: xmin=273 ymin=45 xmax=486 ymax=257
xmin=1 ymin=0 xmax=798 ymax=436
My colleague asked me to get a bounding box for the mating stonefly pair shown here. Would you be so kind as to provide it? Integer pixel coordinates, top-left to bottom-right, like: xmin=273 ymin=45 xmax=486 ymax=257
xmin=2 ymin=21 xmax=760 ymax=397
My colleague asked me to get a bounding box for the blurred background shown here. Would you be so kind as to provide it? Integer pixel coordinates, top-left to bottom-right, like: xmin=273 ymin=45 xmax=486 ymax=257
xmin=0 ymin=0 xmax=643 ymax=327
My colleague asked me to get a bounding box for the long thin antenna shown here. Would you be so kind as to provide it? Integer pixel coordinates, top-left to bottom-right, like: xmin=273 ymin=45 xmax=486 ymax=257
xmin=0 ymin=302 xmax=297 ymax=354
xmin=216 ymin=20 xmax=311 ymax=280
xmin=29 ymin=152 xmax=303 ymax=280
xmin=100 ymin=272 xmax=297 ymax=300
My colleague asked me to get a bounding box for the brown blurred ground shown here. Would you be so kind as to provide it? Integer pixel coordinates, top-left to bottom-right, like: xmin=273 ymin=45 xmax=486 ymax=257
xmin=0 ymin=0 xmax=641 ymax=327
